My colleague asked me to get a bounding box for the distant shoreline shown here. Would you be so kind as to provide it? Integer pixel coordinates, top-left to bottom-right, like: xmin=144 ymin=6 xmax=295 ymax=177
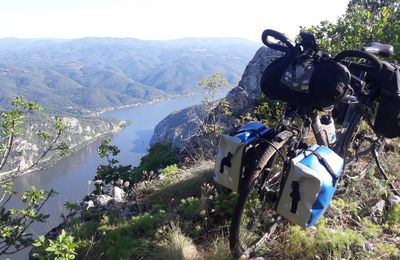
xmin=89 ymin=93 xmax=199 ymax=117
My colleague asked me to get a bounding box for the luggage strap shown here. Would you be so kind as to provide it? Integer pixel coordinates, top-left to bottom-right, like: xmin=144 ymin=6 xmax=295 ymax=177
xmin=219 ymin=152 xmax=233 ymax=174
xmin=290 ymin=181 xmax=301 ymax=213
xmin=310 ymin=150 xmax=338 ymax=186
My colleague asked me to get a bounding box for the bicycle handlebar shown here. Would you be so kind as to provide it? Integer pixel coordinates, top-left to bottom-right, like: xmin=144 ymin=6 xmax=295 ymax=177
xmin=261 ymin=29 xmax=295 ymax=53
xmin=334 ymin=50 xmax=382 ymax=72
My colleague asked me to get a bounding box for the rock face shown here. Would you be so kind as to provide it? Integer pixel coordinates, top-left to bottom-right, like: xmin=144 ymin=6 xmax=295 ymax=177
xmin=150 ymin=47 xmax=281 ymax=158
xmin=150 ymin=104 xmax=208 ymax=148
xmin=3 ymin=115 xmax=126 ymax=174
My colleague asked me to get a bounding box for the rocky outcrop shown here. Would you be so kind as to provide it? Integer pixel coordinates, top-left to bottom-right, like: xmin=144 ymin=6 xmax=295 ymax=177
xmin=2 ymin=115 xmax=126 ymax=175
xmin=150 ymin=47 xmax=281 ymax=158
xmin=150 ymin=104 xmax=208 ymax=148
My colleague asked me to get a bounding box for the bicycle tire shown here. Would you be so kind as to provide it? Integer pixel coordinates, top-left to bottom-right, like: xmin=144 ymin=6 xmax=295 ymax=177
xmin=229 ymin=130 xmax=292 ymax=258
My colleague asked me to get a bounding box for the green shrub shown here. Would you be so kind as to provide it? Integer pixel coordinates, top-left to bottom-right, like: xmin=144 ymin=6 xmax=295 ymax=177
xmin=375 ymin=242 xmax=399 ymax=259
xmin=132 ymin=142 xmax=179 ymax=183
xmin=253 ymin=96 xmax=286 ymax=129
xmin=212 ymin=191 xmax=238 ymax=219
xmin=33 ymin=229 xmax=84 ymax=260
xmin=178 ymin=197 xmax=202 ymax=218
xmin=386 ymin=203 xmax=400 ymax=225
xmin=159 ymin=164 xmax=179 ymax=187
xmin=95 ymin=211 xmax=167 ymax=259
xmin=361 ymin=218 xmax=382 ymax=239
xmin=94 ymin=141 xmax=178 ymax=186
xmin=283 ymin=226 xmax=316 ymax=259
xmin=315 ymin=226 xmax=366 ymax=259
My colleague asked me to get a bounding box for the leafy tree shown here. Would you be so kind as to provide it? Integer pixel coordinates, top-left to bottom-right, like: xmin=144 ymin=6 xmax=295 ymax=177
xmin=94 ymin=139 xmax=178 ymax=186
xmin=32 ymin=229 xmax=84 ymax=260
xmin=347 ymin=0 xmax=399 ymax=11
xmin=303 ymin=1 xmax=400 ymax=60
xmin=0 ymin=97 xmax=69 ymax=256
xmin=198 ymin=73 xmax=231 ymax=136
xmin=94 ymin=139 xmax=133 ymax=186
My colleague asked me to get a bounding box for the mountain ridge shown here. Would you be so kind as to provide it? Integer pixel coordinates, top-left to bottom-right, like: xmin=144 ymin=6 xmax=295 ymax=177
xmin=0 ymin=37 xmax=259 ymax=115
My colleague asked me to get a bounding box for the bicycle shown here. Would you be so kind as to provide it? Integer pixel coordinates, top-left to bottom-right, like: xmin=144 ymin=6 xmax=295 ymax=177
xmin=228 ymin=29 xmax=396 ymax=258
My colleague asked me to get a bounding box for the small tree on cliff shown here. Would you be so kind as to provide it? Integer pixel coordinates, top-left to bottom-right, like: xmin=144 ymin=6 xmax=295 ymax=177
xmin=198 ymin=72 xmax=231 ymax=136
xmin=182 ymin=73 xmax=231 ymax=161
xmin=0 ymin=97 xmax=69 ymax=255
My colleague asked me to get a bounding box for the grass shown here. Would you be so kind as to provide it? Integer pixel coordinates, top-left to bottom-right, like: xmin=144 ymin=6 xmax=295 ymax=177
xmin=140 ymin=161 xmax=213 ymax=210
xmin=150 ymin=224 xmax=200 ymax=260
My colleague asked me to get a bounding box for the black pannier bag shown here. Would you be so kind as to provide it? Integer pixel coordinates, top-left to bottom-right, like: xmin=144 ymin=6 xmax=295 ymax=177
xmin=371 ymin=61 xmax=400 ymax=138
xmin=260 ymin=54 xmax=351 ymax=108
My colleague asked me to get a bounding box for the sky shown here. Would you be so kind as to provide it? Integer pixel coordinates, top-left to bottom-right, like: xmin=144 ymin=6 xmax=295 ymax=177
xmin=0 ymin=0 xmax=349 ymax=42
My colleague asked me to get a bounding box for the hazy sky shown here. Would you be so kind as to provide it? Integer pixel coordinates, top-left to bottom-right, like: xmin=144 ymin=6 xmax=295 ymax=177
xmin=0 ymin=0 xmax=349 ymax=41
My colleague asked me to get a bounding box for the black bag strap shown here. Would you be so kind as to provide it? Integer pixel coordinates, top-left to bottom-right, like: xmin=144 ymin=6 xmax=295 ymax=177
xmin=219 ymin=152 xmax=233 ymax=174
xmin=290 ymin=181 xmax=301 ymax=213
xmin=310 ymin=149 xmax=338 ymax=186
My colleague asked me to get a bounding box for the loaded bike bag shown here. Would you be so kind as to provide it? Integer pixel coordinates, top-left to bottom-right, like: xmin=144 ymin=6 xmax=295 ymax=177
xmin=260 ymin=54 xmax=351 ymax=109
xmin=277 ymin=145 xmax=343 ymax=228
xmin=212 ymin=121 xmax=272 ymax=192
xmin=371 ymin=61 xmax=400 ymax=138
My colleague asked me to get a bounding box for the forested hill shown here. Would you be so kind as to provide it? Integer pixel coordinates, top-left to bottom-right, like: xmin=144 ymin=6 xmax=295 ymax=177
xmin=0 ymin=37 xmax=260 ymax=115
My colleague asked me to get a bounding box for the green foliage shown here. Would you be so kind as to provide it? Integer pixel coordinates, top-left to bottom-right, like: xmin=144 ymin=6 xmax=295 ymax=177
xmin=237 ymin=96 xmax=285 ymax=129
xmin=94 ymin=211 xmax=166 ymax=259
xmin=315 ymin=225 xmax=366 ymax=259
xmin=386 ymin=202 xmax=400 ymax=225
xmin=375 ymin=242 xmax=399 ymax=258
xmin=132 ymin=142 xmax=179 ymax=183
xmin=0 ymin=97 xmax=69 ymax=256
xmin=94 ymin=139 xmax=132 ymax=185
xmin=283 ymin=226 xmax=316 ymax=259
xmin=283 ymin=223 xmax=367 ymax=259
xmin=178 ymin=197 xmax=202 ymax=218
xmin=303 ymin=1 xmax=400 ymax=60
xmin=212 ymin=191 xmax=238 ymax=218
xmin=95 ymin=140 xmax=178 ymax=187
xmin=0 ymin=187 xmax=55 ymax=254
xmin=1 ymin=96 xmax=42 ymax=139
xmin=198 ymin=73 xmax=231 ymax=138
xmin=199 ymin=73 xmax=228 ymax=97
xmin=98 ymin=139 xmax=120 ymax=159
xmin=32 ymin=230 xmax=84 ymax=260
xmin=253 ymin=97 xmax=286 ymax=128
xmin=159 ymin=164 xmax=179 ymax=187
xmin=361 ymin=218 xmax=383 ymax=239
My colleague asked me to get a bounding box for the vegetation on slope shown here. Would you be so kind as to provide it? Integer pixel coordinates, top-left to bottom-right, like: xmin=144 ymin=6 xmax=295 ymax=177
xmin=33 ymin=135 xmax=399 ymax=259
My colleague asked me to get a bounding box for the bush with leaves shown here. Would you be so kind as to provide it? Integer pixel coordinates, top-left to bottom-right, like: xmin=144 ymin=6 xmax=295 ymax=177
xmin=0 ymin=97 xmax=69 ymax=256
xmin=303 ymin=0 xmax=400 ymax=60
xmin=198 ymin=73 xmax=231 ymax=136
xmin=32 ymin=229 xmax=84 ymax=260
xmin=94 ymin=140 xmax=178 ymax=186
xmin=94 ymin=139 xmax=133 ymax=186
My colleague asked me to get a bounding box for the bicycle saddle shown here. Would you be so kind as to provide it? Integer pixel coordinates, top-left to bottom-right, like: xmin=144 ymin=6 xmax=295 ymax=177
xmin=363 ymin=42 xmax=394 ymax=58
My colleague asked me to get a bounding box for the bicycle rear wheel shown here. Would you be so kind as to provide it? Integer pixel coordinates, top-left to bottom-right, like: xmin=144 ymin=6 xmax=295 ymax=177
xmin=229 ymin=131 xmax=292 ymax=258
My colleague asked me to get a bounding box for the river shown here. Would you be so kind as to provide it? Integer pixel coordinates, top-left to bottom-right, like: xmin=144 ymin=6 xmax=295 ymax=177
xmin=7 ymin=94 xmax=207 ymax=259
